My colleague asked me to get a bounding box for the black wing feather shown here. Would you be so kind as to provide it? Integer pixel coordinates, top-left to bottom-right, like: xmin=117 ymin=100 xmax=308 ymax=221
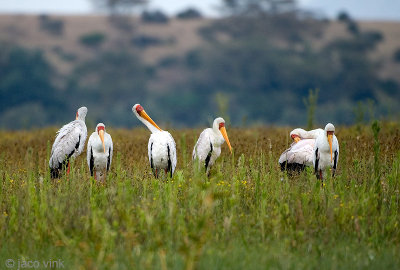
xmin=204 ymin=142 xmax=213 ymax=172
xmin=167 ymin=145 xmax=172 ymax=177
xmin=89 ymin=147 xmax=94 ymax=176
xmin=314 ymin=148 xmax=319 ymax=175
xmin=333 ymin=150 xmax=338 ymax=170
xmin=332 ymin=150 xmax=338 ymax=177
xmin=150 ymin=143 xmax=154 ymax=169
xmin=107 ymin=147 xmax=111 ymax=171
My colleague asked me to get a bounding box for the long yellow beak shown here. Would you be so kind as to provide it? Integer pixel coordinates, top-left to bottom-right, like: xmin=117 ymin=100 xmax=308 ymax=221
xmin=99 ymin=129 xmax=106 ymax=153
xmin=293 ymin=137 xmax=301 ymax=143
xmin=139 ymin=110 xmax=162 ymax=131
xmin=220 ymin=126 xmax=232 ymax=154
xmin=76 ymin=112 xmax=78 ymax=120
xmin=328 ymin=134 xmax=333 ymax=162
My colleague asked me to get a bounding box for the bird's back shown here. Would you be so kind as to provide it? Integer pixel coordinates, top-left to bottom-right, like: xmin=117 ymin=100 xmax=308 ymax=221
xmin=50 ymin=120 xmax=87 ymax=168
xmin=193 ymin=128 xmax=213 ymax=161
xmin=279 ymin=139 xmax=315 ymax=166
xmin=148 ymin=131 xmax=176 ymax=172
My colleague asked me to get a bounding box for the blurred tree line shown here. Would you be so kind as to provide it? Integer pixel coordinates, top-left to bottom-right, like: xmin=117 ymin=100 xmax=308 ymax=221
xmin=0 ymin=0 xmax=399 ymax=129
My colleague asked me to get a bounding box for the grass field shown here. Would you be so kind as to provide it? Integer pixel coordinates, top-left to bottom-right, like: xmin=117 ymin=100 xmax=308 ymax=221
xmin=0 ymin=123 xmax=400 ymax=269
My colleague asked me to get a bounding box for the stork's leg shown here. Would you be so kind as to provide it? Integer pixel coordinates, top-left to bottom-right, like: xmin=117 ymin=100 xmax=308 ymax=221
xmin=67 ymin=161 xmax=71 ymax=174
xmin=94 ymin=170 xmax=97 ymax=181
xmin=319 ymin=170 xmax=323 ymax=181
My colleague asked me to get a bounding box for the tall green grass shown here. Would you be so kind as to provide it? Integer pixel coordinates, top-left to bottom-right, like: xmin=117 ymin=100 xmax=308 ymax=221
xmin=0 ymin=124 xmax=399 ymax=269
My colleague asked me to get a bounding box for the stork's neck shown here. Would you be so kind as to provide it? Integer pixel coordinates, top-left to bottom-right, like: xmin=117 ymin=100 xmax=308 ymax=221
xmin=211 ymin=126 xmax=224 ymax=145
xmin=77 ymin=115 xmax=86 ymax=122
xmin=139 ymin=116 xmax=161 ymax=134
xmin=300 ymin=128 xmax=323 ymax=139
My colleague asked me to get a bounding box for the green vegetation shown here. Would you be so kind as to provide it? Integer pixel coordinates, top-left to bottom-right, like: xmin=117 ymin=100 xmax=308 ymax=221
xmin=0 ymin=124 xmax=399 ymax=269
xmin=79 ymin=32 xmax=107 ymax=48
xmin=176 ymin=8 xmax=203 ymax=20
xmin=141 ymin=10 xmax=169 ymax=24
xmin=38 ymin=15 xmax=64 ymax=36
xmin=0 ymin=44 xmax=63 ymax=129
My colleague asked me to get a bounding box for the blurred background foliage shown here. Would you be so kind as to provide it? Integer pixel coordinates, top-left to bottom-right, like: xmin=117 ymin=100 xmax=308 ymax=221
xmin=0 ymin=0 xmax=399 ymax=129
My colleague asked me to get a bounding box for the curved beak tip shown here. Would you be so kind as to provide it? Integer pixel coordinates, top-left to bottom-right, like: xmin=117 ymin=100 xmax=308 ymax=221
xmin=220 ymin=126 xmax=232 ymax=154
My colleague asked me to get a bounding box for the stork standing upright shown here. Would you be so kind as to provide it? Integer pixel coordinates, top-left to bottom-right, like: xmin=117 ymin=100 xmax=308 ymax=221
xmin=279 ymin=128 xmax=323 ymax=172
xmin=192 ymin=117 xmax=232 ymax=175
xmin=49 ymin=106 xmax=88 ymax=178
xmin=87 ymin=123 xmax=113 ymax=182
xmin=132 ymin=104 xmax=177 ymax=178
xmin=313 ymin=123 xmax=339 ymax=180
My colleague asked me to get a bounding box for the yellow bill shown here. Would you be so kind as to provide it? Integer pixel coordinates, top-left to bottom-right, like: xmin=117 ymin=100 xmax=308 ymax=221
xmin=293 ymin=136 xmax=301 ymax=143
xmin=99 ymin=129 xmax=106 ymax=153
xmin=328 ymin=134 xmax=333 ymax=162
xmin=220 ymin=126 xmax=232 ymax=154
xmin=139 ymin=110 xmax=162 ymax=131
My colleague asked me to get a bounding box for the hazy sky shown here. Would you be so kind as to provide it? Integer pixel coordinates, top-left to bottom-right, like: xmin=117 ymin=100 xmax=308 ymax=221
xmin=0 ymin=0 xmax=399 ymax=20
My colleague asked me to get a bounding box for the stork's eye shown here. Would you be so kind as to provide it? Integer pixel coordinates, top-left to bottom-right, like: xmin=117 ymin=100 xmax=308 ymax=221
xmin=219 ymin=122 xmax=225 ymax=129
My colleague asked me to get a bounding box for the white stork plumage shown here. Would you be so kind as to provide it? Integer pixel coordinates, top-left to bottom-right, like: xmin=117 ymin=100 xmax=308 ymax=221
xmin=279 ymin=128 xmax=323 ymax=172
xmin=132 ymin=104 xmax=177 ymax=178
xmin=192 ymin=117 xmax=232 ymax=175
xmin=49 ymin=106 xmax=88 ymax=178
xmin=313 ymin=123 xmax=339 ymax=180
xmin=87 ymin=123 xmax=113 ymax=182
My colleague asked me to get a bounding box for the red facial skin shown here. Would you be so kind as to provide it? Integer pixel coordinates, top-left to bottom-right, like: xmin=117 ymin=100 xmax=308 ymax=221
xmin=327 ymin=131 xmax=334 ymax=136
xmin=97 ymin=126 xmax=105 ymax=133
xmin=291 ymin=134 xmax=300 ymax=140
xmin=136 ymin=105 xmax=144 ymax=115
xmin=219 ymin=122 xmax=225 ymax=129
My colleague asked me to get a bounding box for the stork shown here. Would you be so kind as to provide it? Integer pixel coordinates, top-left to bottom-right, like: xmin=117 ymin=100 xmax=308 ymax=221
xmin=49 ymin=106 xmax=88 ymax=178
xmin=313 ymin=123 xmax=339 ymax=180
xmin=192 ymin=117 xmax=232 ymax=175
xmin=87 ymin=123 xmax=113 ymax=182
xmin=279 ymin=128 xmax=322 ymax=172
xmin=132 ymin=104 xmax=177 ymax=178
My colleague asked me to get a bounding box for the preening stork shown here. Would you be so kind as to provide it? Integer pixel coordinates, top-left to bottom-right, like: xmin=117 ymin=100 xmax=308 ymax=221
xmin=279 ymin=128 xmax=322 ymax=172
xmin=87 ymin=123 xmax=113 ymax=182
xmin=313 ymin=123 xmax=339 ymax=180
xmin=49 ymin=107 xmax=88 ymax=178
xmin=132 ymin=104 xmax=177 ymax=178
xmin=192 ymin=117 xmax=232 ymax=175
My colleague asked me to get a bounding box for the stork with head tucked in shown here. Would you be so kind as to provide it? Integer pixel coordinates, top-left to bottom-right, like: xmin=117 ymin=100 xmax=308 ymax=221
xmin=49 ymin=106 xmax=88 ymax=178
xmin=192 ymin=117 xmax=232 ymax=175
xmin=313 ymin=123 xmax=339 ymax=180
xmin=132 ymin=104 xmax=177 ymax=178
xmin=279 ymin=127 xmax=323 ymax=172
xmin=87 ymin=123 xmax=113 ymax=182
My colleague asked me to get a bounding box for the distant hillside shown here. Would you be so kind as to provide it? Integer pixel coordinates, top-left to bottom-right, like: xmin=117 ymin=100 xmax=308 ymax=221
xmin=1 ymin=13 xmax=399 ymax=129
xmin=0 ymin=14 xmax=399 ymax=82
